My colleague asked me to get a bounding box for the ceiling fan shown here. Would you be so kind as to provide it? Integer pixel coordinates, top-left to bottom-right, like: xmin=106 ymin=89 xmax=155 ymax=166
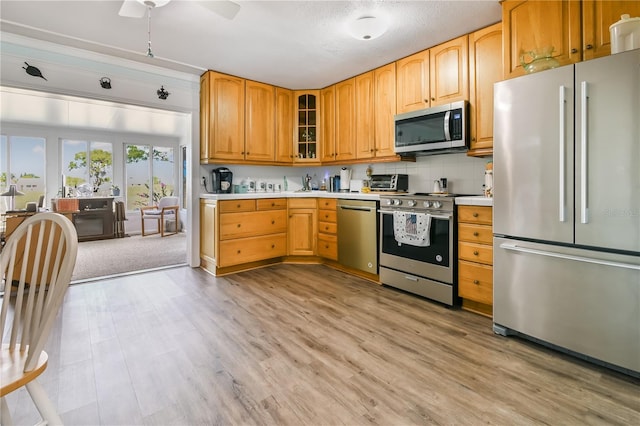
xmin=118 ymin=0 xmax=240 ymax=57
xmin=118 ymin=0 xmax=241 ymax=21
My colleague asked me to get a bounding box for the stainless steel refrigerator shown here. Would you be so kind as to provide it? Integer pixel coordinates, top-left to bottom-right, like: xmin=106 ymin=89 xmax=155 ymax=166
xmin=493 ymin=49 xmax=640 ymax=376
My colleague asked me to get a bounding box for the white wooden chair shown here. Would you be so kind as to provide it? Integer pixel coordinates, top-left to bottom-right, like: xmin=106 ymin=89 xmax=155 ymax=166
xmin=140 ymin=196 xmax=179 ymax=237
xmin=0 ymin=213 xmax=78 ymax=425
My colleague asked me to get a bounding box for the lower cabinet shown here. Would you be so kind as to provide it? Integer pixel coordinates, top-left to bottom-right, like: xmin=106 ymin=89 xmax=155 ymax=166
xmin=457 ymin=205 xmax=493 ymax=317
xmin=216 ymin=198 xmax=287 ymax=268
xmin=200 ymin=199 xmax=216 ymax=269
xmin=287 ymin=198 xmax=317 ymax=256
xmin=317 ymin=198 xmax=337 ymax=260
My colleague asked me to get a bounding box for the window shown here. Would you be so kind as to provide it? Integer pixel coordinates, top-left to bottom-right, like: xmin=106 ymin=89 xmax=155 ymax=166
xmin=61 ymin=140 xmax=113 ymax=195
xmin=0 ymin=135 xmax=46 ymax=212
xmin=125 ymin=144 xmax=175 ymax=210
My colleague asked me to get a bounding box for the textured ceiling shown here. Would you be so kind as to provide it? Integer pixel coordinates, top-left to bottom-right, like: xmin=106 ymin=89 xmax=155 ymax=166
xmin=0 ymin=0 xmax=501 ymax=90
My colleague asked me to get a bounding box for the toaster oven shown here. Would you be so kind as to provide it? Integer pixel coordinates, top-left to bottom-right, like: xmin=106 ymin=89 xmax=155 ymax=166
xmin=369 ymin=174 xmax=409 ymax=192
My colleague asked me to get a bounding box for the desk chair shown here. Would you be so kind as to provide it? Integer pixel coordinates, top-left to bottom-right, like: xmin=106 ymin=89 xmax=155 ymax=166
xmin=0 ymin=213 xmax=78 ymax=425
xmin=140 ymin=196 xmax=179 ymax=237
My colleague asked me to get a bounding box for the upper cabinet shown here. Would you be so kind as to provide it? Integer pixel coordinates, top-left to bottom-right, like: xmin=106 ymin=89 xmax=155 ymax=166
xmin=245 ymin=80 xmax=275 ymax=162
xmin=275 ymin=88 xmax=294 ymax=163
xmin=396 ymin=35 xmax=468 ymax=114
xmin=355 ymin=71 xmax=375 ymax=159
xmin=294 ymin=91 xmax=320 ymax=162
xmin=319 ymin=86 xmax=336 ymax=162
xmin=334 ymin=79 xmax=357 ymax=162
xmin=396 ymin=50 xmax=430 ymax=114
xmin=373 ymin=63 xmax=397 ymax=158
xmin=504 ymin=0 xmax=640 ymax=79
xmin=468 ymin=23 xmax=502 ymax=157
xmin=200 ymin=71 xmax=245 ymax=163
xmin=429 ymin=35 xmax=469 ymax=106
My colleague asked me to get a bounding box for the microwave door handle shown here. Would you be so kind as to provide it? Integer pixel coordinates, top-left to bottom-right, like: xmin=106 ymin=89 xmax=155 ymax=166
xmin=443 ymin=110 xmax=451 ymax=141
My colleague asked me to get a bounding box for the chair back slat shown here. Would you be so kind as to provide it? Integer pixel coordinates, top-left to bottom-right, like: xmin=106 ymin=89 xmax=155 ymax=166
xmin=0 ymin=213 xmax=78 ymax=372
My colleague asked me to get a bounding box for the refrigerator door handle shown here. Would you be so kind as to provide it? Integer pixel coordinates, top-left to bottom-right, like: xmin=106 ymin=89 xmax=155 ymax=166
xmin=499 ymin=243 xmax=640 ymax=271
xmin=580 ymin=81 xmax=589 ymax=224
xmin=559 ymin=85 xmax=566 ymax=222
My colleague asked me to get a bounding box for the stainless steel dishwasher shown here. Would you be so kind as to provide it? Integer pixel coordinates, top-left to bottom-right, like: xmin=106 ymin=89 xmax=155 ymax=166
xmin=337 ymin=199 xmax=378 ymax=274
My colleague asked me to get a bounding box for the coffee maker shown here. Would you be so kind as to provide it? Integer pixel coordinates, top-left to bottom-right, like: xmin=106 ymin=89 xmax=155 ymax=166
xmin=211 ymin=167 xmax=233 ymax=193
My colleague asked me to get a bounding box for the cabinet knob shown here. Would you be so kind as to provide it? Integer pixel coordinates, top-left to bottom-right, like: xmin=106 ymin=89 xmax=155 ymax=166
xmin=236 ymin=204 xmax=241 ymax=208
xmin=571 ymin=48 xmax=578 ymax=54
xmin=473 ymin=251 xmax=479 ymax=256
xmin=473 ymin=212 xmax=479 ymax=217
xmin=237 ymin=250 xmax=241 ymax=254
xmin=271 ymin=244 xmax=275 ymax=249
xmin=431 ymin=97 xmax=435 ymax=101
xmin=271 ymin=202 xmax=275 ymax=206
xmin=237 ymin=224 xmax=241 ymax=228
xmin=586 ymin=44 xmax=593 ymax=50
xmin=473 ymin=232 xmax=479 ymax=237
xmin=473 ymin=280 xmax=480 ymax=285
xmin=271 ymin=220 xmax=275 ymax=225
xmin=325 ymin=244 xmax=329 ymax=249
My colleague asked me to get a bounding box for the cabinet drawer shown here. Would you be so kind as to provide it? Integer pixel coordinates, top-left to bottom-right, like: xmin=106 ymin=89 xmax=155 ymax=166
xmin=288 ymin=198 xmax=317 ymax=209
xmin=219 ymin=233 xmax=287 ymax=267
xmin=458 ymin=260 xmax=493 ymax=305
xmin=458 ymin=223 xmax=492 ymax=244
xmin=318 ymin=221 xmax=337 ymax=234
xmin=257 ymin=198 xmax=287 ymax=210
xmin=318 ymin=209 xmax=337 ymax=223
xmin=219 ymin=199 xmax=255 ymax=213
xmin=459 ymin=241 xmax=493 ymax=265
xmin=318 ymin=233 xmax=338 ymax=260
xmin=219 ymin=210 xmax=287 ymax=240
xmin=317 ymin=198 xmax=337 ymax=210
xmin=458 ymin=205 xmax=492 ymax=225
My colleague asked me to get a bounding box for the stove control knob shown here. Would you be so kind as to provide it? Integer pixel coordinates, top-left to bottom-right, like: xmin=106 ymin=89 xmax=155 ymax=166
xmin=385 ymin=199 xmax=394 ymax=206
xmin=423 ymin=201 xmax=431 ymax=208
xmin=407 ymin=200 xmax=417 ymax=207
xmin=432 ymin=201 xmax=442 ymax=209
xmin=393 ymin=199 xmax=402 ymax=206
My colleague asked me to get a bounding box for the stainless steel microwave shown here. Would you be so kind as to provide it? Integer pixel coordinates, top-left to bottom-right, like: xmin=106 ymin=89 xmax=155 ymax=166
xmin=394 ymin=100 xmax=468 ymax=155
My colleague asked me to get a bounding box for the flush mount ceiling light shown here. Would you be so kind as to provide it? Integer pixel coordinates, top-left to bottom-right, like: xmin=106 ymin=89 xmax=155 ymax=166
xmin=347 ymin=16 xmax=389 ymax=41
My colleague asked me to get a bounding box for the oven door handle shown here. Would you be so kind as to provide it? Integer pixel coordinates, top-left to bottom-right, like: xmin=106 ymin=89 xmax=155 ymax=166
xmin=378 ymin=210 xmax=452 ymax=220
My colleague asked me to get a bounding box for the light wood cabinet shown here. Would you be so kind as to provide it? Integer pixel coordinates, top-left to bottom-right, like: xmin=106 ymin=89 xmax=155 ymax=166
xmin=468 ymin=23 xmax=502 ymax=157
xmin=245 ymin=80 xmax=275 ymax=162
xmin=355 ymin=71 xmax=375 ymax=159
xmin=294 ymin=91 xmax=320 ymax=162
xmin=200 ymin=71 xmax=245 ymax=162
xmin=288 ymin=198 xmax=317 ymax=256
xmin=275 ymin=88 xmax=294 ymax=163
xmin=457 ymin=205 xmax=493 ymax=317
xmin=335 ymin=79 xmax=357 ymax=161
xmin=582 ymin=1 xmax=640 ymax=60
xmin=199 ymin=199 xmax=216 ymax=268
xmin=317 ymin=198 xmax=337 ymax=260
xmin=429 ymin=35 xmax=469 ymax=106
xmin=319 ymin=86 xmax=336 ymax=162
xmin=216 ymin=199 xmax=287 ymax=267
xmin=373 ymin=62 xmax=397 ymax=158
xmin=396 ymin=50 xmax=430 ymax=113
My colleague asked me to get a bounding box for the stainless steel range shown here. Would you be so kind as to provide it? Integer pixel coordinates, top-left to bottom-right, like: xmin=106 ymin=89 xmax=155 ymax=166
xmin=379 ymin=193 xmax=459 ymax=306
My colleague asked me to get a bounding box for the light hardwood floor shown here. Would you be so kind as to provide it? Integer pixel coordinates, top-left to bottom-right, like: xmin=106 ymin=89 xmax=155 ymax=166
xmin=5 ymin=264 xmax=639 ymax=425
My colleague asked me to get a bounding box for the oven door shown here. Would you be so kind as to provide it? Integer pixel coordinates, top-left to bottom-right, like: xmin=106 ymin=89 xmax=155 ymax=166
xmin=379 ymin=209 xmax=454 ymax=284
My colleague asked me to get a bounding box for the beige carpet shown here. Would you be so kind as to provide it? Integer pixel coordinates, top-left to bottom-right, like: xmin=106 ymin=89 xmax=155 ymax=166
xmin=71 ymin=233 xmax=187 ymax=282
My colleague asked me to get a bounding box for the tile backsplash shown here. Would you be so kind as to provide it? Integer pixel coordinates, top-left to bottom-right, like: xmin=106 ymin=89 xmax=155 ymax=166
xmin=201 ymin=153 xmax=491 ymax=195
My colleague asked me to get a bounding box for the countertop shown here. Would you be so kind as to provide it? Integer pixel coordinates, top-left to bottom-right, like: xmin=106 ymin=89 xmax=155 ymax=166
xmin=201 ymin=191 xmax=493 ymax=206
xmin=454 ymin=196 xmax=493 ymax=206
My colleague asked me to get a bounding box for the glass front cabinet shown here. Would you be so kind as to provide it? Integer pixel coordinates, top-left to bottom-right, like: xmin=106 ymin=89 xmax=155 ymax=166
xmin=294 ymin=90 xmax=320 ymax=163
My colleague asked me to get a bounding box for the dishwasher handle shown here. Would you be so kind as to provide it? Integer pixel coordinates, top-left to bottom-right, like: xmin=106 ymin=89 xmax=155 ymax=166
xmin=339 ymin=205 xmax=375 ymax=212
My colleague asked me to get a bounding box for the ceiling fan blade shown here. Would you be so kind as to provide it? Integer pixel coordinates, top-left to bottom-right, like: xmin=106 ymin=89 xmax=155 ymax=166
xmin=119 ymin=0 xmax=148 ymax=18
xmin=198 ymin=0 xmax=241 ymax=20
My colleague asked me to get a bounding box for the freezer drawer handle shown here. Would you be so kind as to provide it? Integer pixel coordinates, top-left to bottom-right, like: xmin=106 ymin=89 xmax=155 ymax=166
xmin=500 ymin=243 xmax=640 ymax=271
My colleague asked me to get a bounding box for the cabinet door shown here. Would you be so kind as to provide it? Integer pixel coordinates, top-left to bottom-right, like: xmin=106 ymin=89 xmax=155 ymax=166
xmin=355 ymin=71 xmax=375 ymax=159
xmin=294 ymin=90 xmax=320 ymax=162
xmin=275 ymin=88 xmax=294 ymax=163
xmin=396 ymin=50 xmax=430 ymax=113
xmin=468 ymin=23 xmax=502 ymax=156
xmin=209 ymin=72 xmax=245 ymax=161
xmin=199 ymin=200 xmax=216 ymax=262
xmin=199 ymin=73 xmax=211 ymax=163
xmin=320 ymin=86 xmax=336 ymax=162
xmin=288 ymin=208 xmax=317 ymax=256
xmin=374 ymin=62 xmax=397 ymax=158
xmin=335 ymin=79 xmax=357 ymax=161
xmin=429 ymin=35 xmax=469 ymax=106
xmin=502 ymin=0 xmax=581 ymax=79
xmin=582 ymin=0 xmax=640 ymax=60
xmin=245 ymin=80 xmax=275 ymax=162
